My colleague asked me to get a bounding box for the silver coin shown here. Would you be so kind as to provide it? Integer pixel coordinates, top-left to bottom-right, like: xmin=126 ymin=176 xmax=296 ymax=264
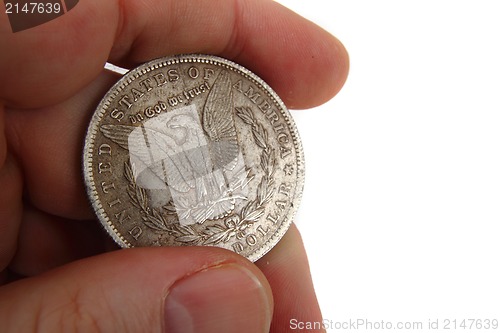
xmin=83 ymin=54 xmax=304 ymax=262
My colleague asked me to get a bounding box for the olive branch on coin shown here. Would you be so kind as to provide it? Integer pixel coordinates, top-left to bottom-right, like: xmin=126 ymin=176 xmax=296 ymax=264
xmin=124 ymin=106 xmax=276 ymax=246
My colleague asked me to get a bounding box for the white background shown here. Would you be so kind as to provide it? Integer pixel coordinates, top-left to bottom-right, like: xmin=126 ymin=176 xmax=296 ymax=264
xmin=277 ymin=0 xmax=500 ymax=331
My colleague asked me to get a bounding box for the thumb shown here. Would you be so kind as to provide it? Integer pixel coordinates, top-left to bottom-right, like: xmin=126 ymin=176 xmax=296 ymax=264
xmin=0 ymin=248 xmax=273 ymax=333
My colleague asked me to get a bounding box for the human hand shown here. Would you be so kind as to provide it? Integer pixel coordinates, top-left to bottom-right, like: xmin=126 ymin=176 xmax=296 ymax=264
xmin=0 ymin=0 xmax=349 ymax=332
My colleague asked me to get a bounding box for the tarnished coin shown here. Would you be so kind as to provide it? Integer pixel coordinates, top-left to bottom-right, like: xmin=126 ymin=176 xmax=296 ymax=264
xmin=83 ymin=54 xmax=304 ymax=262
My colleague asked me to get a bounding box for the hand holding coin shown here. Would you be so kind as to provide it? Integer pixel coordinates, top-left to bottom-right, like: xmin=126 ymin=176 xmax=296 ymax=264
xmin=0 ymin=1 xmax=348 ymax=332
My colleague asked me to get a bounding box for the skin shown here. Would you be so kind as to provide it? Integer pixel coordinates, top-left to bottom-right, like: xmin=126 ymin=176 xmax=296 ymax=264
xmin=0 ymin=0 xmax=349 ymax=332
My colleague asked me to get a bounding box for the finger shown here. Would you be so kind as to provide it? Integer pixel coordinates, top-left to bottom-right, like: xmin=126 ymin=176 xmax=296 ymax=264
xmin=0 ymin=108 xmax=23 ymax=273
xmin=0 ymin=0 xmax=348 ymax=109
xmin=8 ymin=205 xmax=107 ymax=277
xmin=5 ymin=70 xmax=122 ymax=220
xmin=0 ymin=0 xmax=118 ymax=108
xmin=110 ymin=0 xmax=349 ymax=109
xmin=2 ymin=71 xmax=120 ymax=276
xmin=257 ymin=224 xmax=325 ymax=333
xmin=0 ymin=247 xmax=273 ymax=333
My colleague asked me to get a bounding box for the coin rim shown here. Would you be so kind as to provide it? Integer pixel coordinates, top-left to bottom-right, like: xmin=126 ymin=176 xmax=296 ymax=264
xmin=83 ymin=54 xmax=305 ymax=262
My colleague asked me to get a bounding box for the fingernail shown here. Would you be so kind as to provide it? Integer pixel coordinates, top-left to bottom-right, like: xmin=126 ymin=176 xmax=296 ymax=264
xmin=164 ymin=264 xmax=271 ymax=333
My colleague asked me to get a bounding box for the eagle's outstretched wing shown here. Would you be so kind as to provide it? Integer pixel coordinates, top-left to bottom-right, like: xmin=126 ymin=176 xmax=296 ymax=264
xmin=100 ymin=124 xmax=133 ymax=151
xmin=99 ymin=124 xmax=196 ymax=193
xmin=202 ymin=70 xmax=239 ymax=172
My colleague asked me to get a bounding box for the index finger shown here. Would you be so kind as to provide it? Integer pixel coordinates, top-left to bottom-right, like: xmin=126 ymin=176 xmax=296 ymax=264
xmin=0 ymin=0 xmax=348 ymax=109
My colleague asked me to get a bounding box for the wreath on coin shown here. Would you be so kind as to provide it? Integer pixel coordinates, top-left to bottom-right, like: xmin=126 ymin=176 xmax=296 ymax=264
xmin=124 ymin=106 xmax=276 ymax=245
